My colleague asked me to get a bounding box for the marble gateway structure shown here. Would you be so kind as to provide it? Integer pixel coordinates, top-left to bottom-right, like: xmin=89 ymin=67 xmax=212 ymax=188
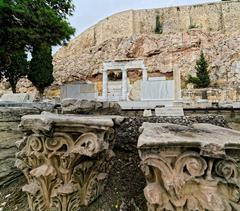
xmin=61 ymin=59 xmax=181 ymax=106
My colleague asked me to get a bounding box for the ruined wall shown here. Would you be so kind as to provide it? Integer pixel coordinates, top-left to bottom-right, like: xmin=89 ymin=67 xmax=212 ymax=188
xmin=0 ymin=108 xmax=40 ymax=187
xmin=0 ymin=104 xmax=57 ymax=188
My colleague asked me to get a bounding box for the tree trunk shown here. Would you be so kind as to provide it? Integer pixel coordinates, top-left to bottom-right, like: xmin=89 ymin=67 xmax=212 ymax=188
xmin=10 ymin=82 xmax=17 ymax=93
xmin=37 ymin=87 xmax=44 ymax=101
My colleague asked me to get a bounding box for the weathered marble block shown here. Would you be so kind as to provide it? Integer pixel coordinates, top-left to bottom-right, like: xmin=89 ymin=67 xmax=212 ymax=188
xmin=138 ymin=122 xmax=240 ymax=211
xmin=155 ymin=107 xmax=184 ymax=117
xmin=15 ymin=113 xmax=118 ymax=211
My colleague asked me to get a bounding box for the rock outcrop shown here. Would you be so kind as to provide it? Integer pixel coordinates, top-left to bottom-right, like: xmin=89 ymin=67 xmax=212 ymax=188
xmin=53 ymin=30 xmax=240 ymax=89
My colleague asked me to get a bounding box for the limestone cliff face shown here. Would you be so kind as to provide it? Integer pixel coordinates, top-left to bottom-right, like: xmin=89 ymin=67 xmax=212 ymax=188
xmin=53 ymin=1 xmax=240 ymax=88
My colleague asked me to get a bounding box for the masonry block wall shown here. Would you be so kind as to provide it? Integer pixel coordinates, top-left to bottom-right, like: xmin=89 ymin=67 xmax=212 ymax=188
xmin=72 ymin=1 xmax=240 ymax=50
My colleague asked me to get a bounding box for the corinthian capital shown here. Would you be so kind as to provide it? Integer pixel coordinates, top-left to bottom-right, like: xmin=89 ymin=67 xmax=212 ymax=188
xmin=16 ymin=113 xmax=120 ymax=211
xmin=138 ymin=123 xmax=240 ymax=211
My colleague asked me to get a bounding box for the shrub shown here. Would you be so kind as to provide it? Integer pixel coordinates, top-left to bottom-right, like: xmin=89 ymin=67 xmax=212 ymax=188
xmin=155 ymin=15 xmax=163 ymax=34
xmin=187 ymin=51 xmax=210 ymax=88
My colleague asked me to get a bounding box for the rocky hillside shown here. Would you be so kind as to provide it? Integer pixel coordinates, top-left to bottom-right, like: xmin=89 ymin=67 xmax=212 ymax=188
xmin=52 ymin=1 xmax=240 ymax=89
xmin=53 ymin=30 xmax=240 ymax=88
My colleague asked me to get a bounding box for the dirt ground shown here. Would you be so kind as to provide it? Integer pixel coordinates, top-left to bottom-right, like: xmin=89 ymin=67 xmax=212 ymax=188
xmin=0 ymin=176 xmax=28 ymax=211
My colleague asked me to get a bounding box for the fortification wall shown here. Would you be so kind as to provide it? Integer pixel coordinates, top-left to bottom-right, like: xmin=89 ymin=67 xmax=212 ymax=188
xmin=68 ymin=1 xmax=240 ymax=51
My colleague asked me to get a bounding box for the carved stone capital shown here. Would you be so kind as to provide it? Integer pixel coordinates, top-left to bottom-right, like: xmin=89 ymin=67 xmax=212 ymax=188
xmin=138 ymin=123 xmax=240 ymax=211
xmin=15 ymin=113 xmax=119 ymax=211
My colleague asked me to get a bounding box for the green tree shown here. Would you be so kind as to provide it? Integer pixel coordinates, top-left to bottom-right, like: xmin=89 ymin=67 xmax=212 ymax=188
xmin=188 ymin=51 xmax=210 ymax=88
xmin=28 ymin=44 xmax=54 ymax=99
xmin=0 ymin=0 xmax=75 ymax=93
xmin=4 ymin=48 xmax=28 ymax=93
xmin=20 ymin=0 xmax=75 ymax=46
xmin=155 ymin=15 xmax=163 ymax=34
xmin=0 ymin=0 xmax=28 ymax=74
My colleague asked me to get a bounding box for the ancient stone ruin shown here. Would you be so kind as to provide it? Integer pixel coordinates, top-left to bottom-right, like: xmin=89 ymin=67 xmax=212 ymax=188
xmin=12 ymin=110 xmax=240 ymax=211
xmin=15 ymin=113 xmax=119 ymax=210
xmin=2 ymin=1 xmax=240 ymax=210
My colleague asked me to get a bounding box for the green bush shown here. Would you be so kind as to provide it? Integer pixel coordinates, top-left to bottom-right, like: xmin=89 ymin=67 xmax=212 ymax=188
xmin=155 ymin=15 xmax=163 ymax=34
xmin=187 ymin=51 xmax=210 ymax=88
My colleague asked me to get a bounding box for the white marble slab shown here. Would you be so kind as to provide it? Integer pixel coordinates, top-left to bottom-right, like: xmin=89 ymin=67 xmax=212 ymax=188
xmin=1 ymin=93 xmax=32 ymax=103
xmin=141 ymin=80 xmax=175 ymax=100
xmin=61 ymin=83 xmax=97 ymax=100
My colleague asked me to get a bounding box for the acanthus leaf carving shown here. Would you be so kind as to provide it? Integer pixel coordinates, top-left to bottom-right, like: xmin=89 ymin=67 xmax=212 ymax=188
xmin=215 ymin=158 xmax=239 ymax=181
xmin=22 ymin=183 xmax=40 ymax=195
xmin=17 ymin=126 xmax=114 ymax=211
xmin=71 ymin=133 xmax=101 ymax=156
xmin=138 ymin=122 xmax=240 ymax=211
xmin=140 ymin=150 xmax=240 ymax=211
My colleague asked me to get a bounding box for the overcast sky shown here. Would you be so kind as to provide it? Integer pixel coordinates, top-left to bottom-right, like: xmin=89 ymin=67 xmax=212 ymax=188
xmin=54 ymin=0 xmax=220 ymax=53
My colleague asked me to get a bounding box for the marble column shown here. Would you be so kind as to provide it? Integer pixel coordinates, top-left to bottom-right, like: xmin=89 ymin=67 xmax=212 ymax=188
xmin=173 ymin=69 xmax=181 ymax=100
xmin=102 ymin=69 xmax=108 ymax=100
xmin=121 ymin=68 xmax=128 ymax=101
xmin=142 ymin=67 xmax=148 ymax=82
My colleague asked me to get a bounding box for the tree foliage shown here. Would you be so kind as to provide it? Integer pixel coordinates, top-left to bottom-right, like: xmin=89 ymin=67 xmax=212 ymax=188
xmin=0 ymin=0 xmax=28 ymax=72
xmin=29 ymin=44 xmax=54 ymax=98
xmin=188 ymin=51 xmax=210 ymax=88
xmin=4 ymin=48 xmax=28 ymax=93
xmin=0 ymin=0 xmax=75 ymax=93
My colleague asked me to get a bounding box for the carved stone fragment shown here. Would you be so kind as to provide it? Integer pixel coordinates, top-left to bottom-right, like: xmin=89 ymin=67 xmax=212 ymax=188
xmin=15 ymin=113 xmax=118 ymax=211
xmin=138 ymin=123 xmax=240 ymax=211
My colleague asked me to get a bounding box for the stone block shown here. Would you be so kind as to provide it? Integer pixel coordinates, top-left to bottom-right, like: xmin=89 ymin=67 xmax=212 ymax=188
xmin=155 ymin=107 xmax=184 ymax=116
xmin=61 ymin=98 xmax=78 ymax=107
xmin=148 ymin=77 xmax=166 ymax=81
xmin=143 ymin=109 xmax=152 ymax=117
xmin=219 ymin=102 xmax=233 ymax=108
xmin=61 ymin=84 xmax=80 ymax=99
xmin=233 ymin=101 xmax=240 ymax=108
xmin=61 ymin=83 xmax=97 ymax=100
xmin=79 ymin=84 xmax=96 ymax=93
xmin=0 ymin=93 xmax=32 ymax=103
